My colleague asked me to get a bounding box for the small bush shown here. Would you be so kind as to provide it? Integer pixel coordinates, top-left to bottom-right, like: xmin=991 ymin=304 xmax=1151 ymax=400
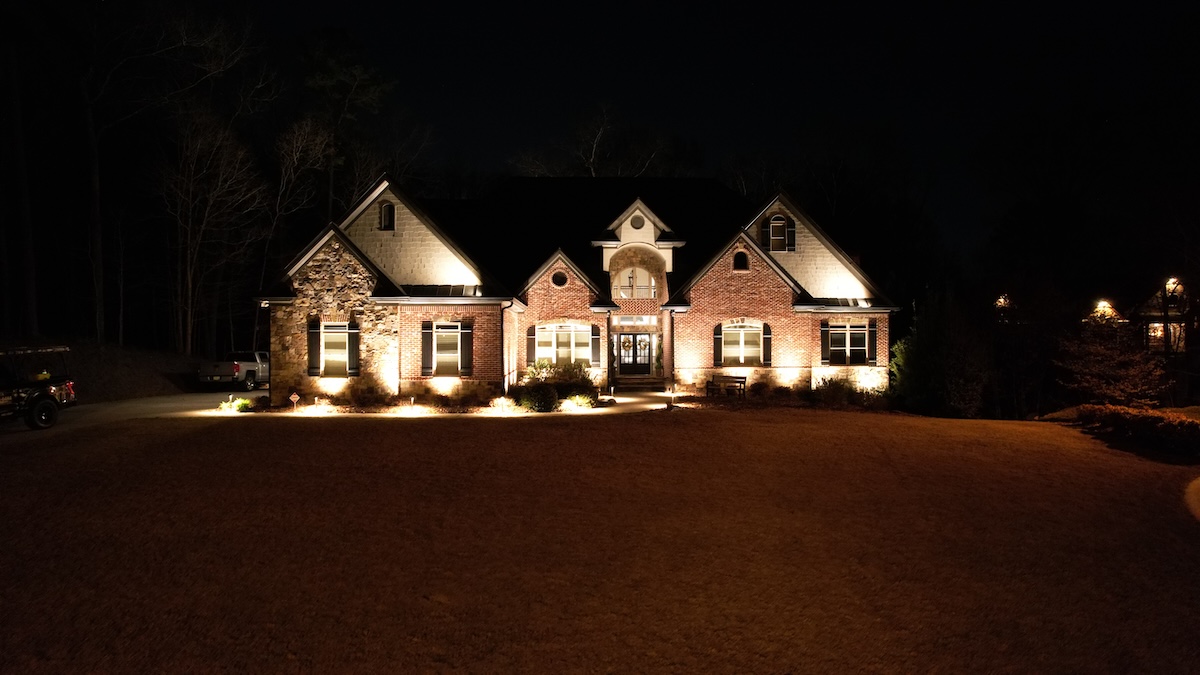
xmin=812 ymin=377 xmax=854 ymax=408
xmin=554 ymin=380 xmax=599 ymax=403
xmin=772 ymin=386 xmax=794 ymax=399
xmin=520 ymin=383 xmax=559 ymax=412
xmin=506 ymin=385 xmax=528 ymax=405
xmin=218 ymin=397 xmax=253 ymax=413
xmin=748 ymin=381 xmax=771 ymax=398
xmin=562 ymin=394 xmax=595 ymax=410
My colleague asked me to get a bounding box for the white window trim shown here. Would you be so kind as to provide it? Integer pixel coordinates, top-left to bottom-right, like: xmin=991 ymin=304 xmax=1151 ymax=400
xmin=535 ymin=324 xmax=592 ymax=365
xmin=828 ymin=323 xmax=869 ymax=366
xmin=434 ymin=322 xmax=461 ymax=375
xmin=722 ymin=320 xmax=763 ymax=366
xmin=322 ymin=322 xmax=349 ymax=377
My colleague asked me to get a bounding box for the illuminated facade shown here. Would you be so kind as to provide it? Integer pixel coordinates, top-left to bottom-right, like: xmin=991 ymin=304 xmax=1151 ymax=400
xmin=262 ymin=178 xmax=896 ymax=405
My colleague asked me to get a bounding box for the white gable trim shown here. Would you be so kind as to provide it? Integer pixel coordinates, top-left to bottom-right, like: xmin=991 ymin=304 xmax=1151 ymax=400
xmin=606 ymin=198 xmax=672 ymax=234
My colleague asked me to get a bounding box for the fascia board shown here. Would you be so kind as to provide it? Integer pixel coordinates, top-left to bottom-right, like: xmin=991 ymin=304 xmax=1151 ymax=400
xmin=606 ymin=198 xmax=673 ymax=234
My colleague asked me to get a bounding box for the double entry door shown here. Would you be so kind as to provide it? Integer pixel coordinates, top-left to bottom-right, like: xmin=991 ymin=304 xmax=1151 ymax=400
xmin=617 ymin=333 xmax=653 ymax=375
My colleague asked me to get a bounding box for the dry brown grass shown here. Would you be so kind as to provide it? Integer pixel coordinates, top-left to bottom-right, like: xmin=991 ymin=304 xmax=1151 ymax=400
xmin=2 ymin=409 xmax=1199 ymax=672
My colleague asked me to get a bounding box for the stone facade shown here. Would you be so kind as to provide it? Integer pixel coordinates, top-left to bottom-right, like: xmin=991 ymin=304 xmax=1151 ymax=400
xmin=269 ymin=237 xmax=400 ymax=406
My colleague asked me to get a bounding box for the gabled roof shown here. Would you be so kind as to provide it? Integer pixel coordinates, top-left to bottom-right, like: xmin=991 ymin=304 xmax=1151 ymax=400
xmin=338 ymin=175 xmax=487 ymax=289
xmin=606 ymin=198 xmax=672 ymax=233
xmin=282 ymin=225 xmax=403 ymax=297
xmin=420 ymin=177 xmax=757 ymax=299
xmin=521 ymin=248 xmax=619 ymax=311
xmin=664 ymin=230 xmax=814 ymax=309
xmin=745 ymin=193 xmax=896 ymax=308
xmin=521 ymin=248 xmax=603 ymax=297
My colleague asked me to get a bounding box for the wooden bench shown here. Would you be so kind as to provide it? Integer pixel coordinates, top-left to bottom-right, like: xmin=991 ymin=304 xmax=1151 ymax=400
xmin=705 ymin=374 xmax=747 ymax=397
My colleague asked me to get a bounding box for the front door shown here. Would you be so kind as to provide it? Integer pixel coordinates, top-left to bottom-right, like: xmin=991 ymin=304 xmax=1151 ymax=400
xmin=618 ymin=333 xmax=653 ymax=375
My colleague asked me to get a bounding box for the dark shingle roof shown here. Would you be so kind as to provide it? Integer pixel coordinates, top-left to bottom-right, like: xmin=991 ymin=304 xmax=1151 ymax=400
xmin=419 ymin=178 xmax=757 ymax=299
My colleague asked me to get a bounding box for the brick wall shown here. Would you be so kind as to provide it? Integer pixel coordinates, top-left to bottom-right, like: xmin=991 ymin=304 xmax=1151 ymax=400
xmin=671 ymin=239 xmax=890 ymax=392
xmin=518 ymin=260 xmax=608 ymax=385
xmin=395 ymin=304 xmax=503 ymax=398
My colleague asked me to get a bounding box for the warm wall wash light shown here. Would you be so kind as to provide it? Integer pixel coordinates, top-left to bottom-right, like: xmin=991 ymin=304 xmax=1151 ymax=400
xmin=1090 ymin=300 xmax=1120 ymax=321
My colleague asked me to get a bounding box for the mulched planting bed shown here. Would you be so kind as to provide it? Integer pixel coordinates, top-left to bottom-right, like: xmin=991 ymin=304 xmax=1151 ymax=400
xmin=2 ymin=408 xmax=1199 ymax=672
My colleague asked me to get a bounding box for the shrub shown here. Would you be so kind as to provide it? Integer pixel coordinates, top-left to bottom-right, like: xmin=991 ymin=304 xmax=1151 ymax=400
xmin=772 ymin=386 xmax=794 ymax=399
xmin=520 ymin=383 xmax=559 ymax=412
xmin=554 ymin=379 xmax=599 ymax=403
xmin=748 ymin=381 xmax=771 ymax=398
xmin=812 ymin=377 xmax=854 ymax=408
xmin=523 ymin=358 xmax=599 ymax=404
xmin=523 ymin=359 xmax=555 ymax=384
xmin=1075 ymin=404 xmax=1200 ymax=457
xmin=217 ymin=397 xmax=253 ymax=413
xmin=562 ymin=394 xmax=594 ymax=410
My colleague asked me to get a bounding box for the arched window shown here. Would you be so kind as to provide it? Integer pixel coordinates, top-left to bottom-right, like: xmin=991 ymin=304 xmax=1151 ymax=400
xmin=760 ymin=214 xmax=795 ymax=252
xmin=713 ymin=319 xmax=771 ymax=366
xmin=732 ymin=251 xmax=749 ymax=271
xmin=613 ymin=267 xmax=656 ymax=299
xmin=380 ymin=203 xmax=395 ymax=231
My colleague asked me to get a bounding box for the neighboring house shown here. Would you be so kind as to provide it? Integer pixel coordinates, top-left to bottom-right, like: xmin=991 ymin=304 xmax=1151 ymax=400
xmin=1129 ymin=277 xmax=1191 ymax=354
xmin=1127 ymin=277 xmax=1197 ymax=401
xmin=261 ymin=177 xmax=897 ymax=406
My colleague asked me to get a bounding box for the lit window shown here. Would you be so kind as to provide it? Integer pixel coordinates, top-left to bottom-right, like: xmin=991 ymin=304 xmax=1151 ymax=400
xmin=615 ymin=315 xmax=656 ymax=326
xmin=717 ymin=320 xmax=767 ymax=366
xmin=421 ymin=321 xmax=473 ymax=376
xmin=613 ymin=267 xmax=656 ymax=299
xmin=535 ymin=324 xmax=592 ymax=365
xmin=308 ymin=319 xmax=360 ymax=377
xmin=322 ymin=323 xmax=349 ymax=377
xmin=1147 ymin=322 xmax=1185 ymax=352
xmin=434 ymin=323 xmax=460 ymax=375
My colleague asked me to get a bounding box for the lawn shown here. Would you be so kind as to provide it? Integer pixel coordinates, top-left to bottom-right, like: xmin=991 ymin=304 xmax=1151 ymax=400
xmin=2 ymin=408 xmax=1198 ymax=672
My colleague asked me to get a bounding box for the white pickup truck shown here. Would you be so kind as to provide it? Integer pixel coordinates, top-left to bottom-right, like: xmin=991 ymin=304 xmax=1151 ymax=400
xmin=197 ymin=351 xmax=270 ymax=391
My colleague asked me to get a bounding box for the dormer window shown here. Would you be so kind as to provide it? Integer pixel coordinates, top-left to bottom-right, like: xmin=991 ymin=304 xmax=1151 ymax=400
xmin=380 ymin=203 xmax=395 ymax=231
xmin=614 ymin=267 xmax=656 ymax=299
xmin=733 ymin=251 xmax=749 ymax=271
xmin=761 ymin=214 xmax=796 ymax=252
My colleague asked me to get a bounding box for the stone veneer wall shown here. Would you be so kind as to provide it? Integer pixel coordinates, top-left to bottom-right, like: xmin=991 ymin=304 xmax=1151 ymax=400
xmin=519 ymin=260 xmax=608 ymax=385
xmin=270 ymin=239 xmax=400 ymax=406
xmin=671 ymin=241 xmax=890 ymax=392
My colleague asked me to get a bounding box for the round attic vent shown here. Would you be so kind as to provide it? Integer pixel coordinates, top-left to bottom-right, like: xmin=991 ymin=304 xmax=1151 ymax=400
xmin=630 ymin=215 xmax=645 ymax=230
xmin=551 ymin=271 xmax=568 ymax=287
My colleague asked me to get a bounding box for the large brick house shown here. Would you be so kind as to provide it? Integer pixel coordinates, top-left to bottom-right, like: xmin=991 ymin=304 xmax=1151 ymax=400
xmin=261 ymin=177 xmax=896 ymax=406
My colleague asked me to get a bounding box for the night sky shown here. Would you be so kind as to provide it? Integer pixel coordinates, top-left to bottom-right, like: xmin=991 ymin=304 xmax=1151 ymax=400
xmin=4 ymin=1 xmax=1199 ymax=343
xmin=246 ymin=2 xmax=1200 ymax=253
